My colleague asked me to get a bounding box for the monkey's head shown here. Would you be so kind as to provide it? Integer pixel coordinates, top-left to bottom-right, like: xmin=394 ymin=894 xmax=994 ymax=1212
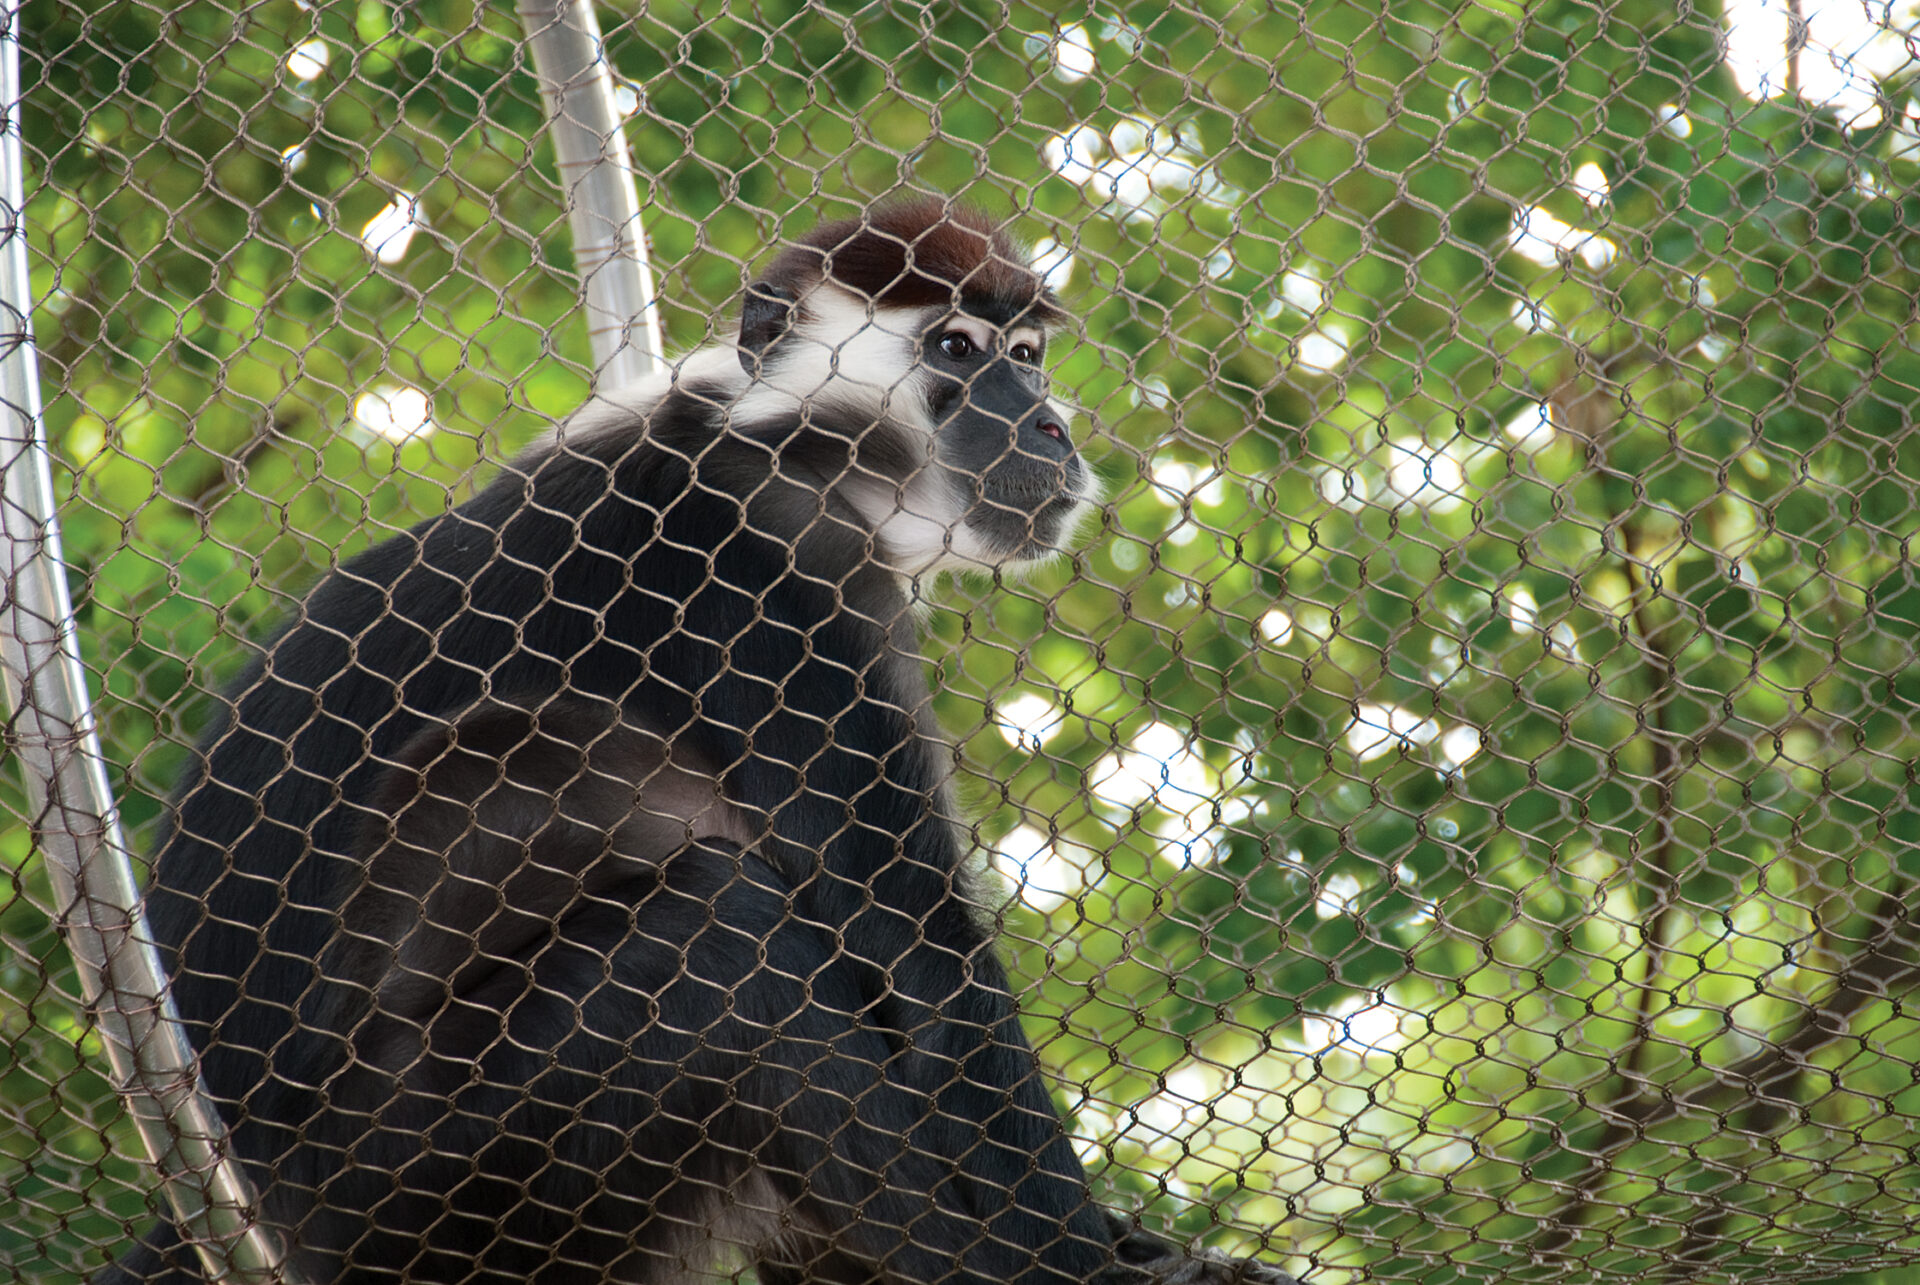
xmin=735 ymin=199 xmax=1098 ymax=574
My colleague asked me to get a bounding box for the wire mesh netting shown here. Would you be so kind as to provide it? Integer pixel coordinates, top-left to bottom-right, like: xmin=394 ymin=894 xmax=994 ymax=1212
xmin=5 ymin=1 xmax=1920 ymax=1282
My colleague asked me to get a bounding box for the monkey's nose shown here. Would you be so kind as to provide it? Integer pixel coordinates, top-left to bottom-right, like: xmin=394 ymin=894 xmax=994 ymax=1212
xmin=1034 ymin=413 xmax=1069 ymax=444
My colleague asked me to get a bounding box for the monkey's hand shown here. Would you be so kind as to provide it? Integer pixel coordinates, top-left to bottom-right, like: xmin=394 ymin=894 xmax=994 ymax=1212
xmin=1098 ymin=1212 xmax=1303 ymax=1285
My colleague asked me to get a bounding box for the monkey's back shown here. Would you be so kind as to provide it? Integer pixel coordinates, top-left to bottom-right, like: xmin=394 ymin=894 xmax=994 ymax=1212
xmin=144 ymin=384 xmax=828 ymax=1151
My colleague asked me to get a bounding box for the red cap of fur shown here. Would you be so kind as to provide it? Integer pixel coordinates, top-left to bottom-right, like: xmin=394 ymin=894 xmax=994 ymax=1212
xmin=762 ymin=199 xmax=1065 ymax=323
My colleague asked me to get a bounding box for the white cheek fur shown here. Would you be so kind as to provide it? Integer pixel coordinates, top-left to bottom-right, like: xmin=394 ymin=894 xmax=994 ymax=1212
xmin=738 ymin=289 xmax=996 ymax=575
xmin=546 ymin=290 xmax=1089 ymax=580
xmin=859 ymin=476 xmax=991 ymax=576
xmin=732 ymin=288 xmax=935 ymax=437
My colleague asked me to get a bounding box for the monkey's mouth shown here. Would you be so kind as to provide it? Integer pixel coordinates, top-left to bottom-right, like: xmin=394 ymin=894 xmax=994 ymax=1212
xmin=962 ymin=460 xmax=1094 ymax=558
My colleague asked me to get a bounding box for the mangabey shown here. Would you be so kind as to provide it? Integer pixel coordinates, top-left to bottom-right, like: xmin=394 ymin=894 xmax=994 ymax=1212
xmin=112 ymin=199 xmax=1297 ymax=1285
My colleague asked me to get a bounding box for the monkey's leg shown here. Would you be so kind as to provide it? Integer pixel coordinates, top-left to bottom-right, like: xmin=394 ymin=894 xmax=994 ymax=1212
xmin=653 ymin=843 xmax=1111 ymax=1285
xmin=309 ymin=840 xmax=1076 ymax=1285
xmin=819 ymin=853 xmax=1116 ymax=1285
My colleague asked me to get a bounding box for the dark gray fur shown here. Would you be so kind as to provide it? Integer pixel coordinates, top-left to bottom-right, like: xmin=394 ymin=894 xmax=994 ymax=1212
xmin=105 ymin=202 xmax=1298 ymax=1285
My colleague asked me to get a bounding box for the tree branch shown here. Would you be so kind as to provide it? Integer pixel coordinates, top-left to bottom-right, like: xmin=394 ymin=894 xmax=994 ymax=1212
xmin=1534 ymin=499 xmax=1690 ymax=1255
xmin=1542 ymin=881 xmax=1916 ymax=1266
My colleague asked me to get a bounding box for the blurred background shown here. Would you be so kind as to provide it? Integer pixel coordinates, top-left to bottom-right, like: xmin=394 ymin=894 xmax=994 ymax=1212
xmin=5 ymin=0 xmax=1920 ymax=1280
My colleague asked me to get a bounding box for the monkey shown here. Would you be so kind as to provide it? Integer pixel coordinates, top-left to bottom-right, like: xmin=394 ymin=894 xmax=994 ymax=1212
xmin=107 ymin=199 xmax=1298 ymax=1285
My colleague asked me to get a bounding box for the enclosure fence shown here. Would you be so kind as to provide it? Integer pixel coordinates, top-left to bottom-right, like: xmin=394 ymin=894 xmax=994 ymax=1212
xmin=4 ymin=1 xmax=1920 ymax=1283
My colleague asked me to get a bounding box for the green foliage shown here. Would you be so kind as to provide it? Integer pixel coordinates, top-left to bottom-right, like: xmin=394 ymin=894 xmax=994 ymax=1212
xmin=6 ymin=0 xmax=1920 ymax=1280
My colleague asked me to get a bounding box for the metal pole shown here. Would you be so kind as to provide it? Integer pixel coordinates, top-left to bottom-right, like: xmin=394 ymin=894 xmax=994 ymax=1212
xmin=517 ymin=0 xmax=662 ymax=385
xmin=0 ymin=4 xmax=288 ymax=1280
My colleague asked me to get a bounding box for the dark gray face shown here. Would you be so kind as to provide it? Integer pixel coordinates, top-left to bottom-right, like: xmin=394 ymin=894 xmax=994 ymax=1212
xmin=920 ymin=311 xmax=1092 ymax=561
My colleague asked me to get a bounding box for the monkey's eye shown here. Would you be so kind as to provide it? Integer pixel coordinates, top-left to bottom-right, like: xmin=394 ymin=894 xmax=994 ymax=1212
xmin=938 ymin=331 xmax=977 ymax=360
xmin=1009 ymin=341 xmax=1038 ymax=364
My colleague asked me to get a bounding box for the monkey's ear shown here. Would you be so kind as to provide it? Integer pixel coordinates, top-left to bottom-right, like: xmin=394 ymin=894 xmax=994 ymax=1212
xmin=739 ymin=282 xmax=796 ymax=374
